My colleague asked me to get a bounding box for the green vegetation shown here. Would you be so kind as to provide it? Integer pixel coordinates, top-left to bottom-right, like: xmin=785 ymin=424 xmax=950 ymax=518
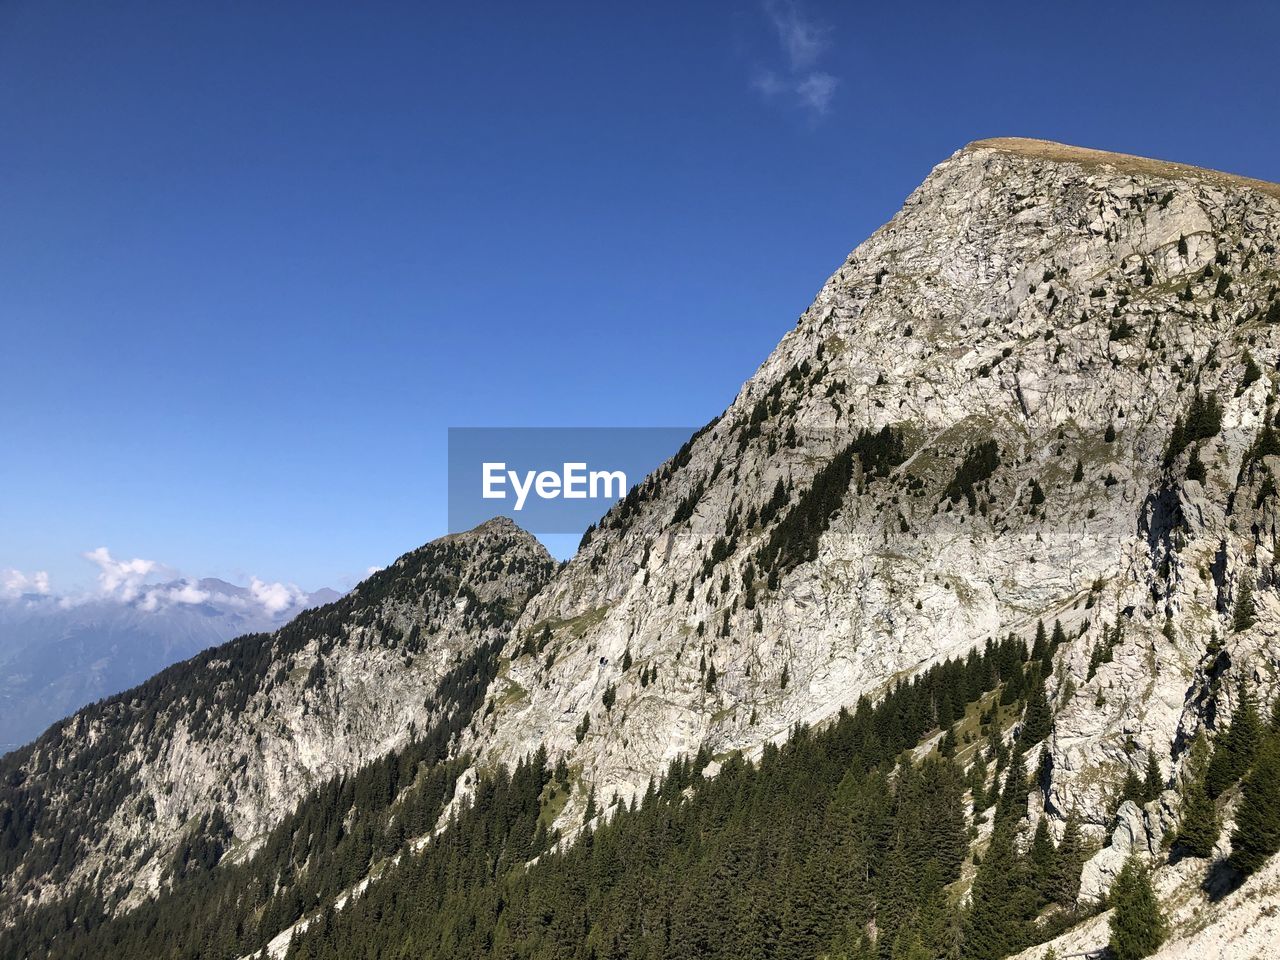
xmin=1232 ymin=577 xmax=1257 ymax=632
xmin=1 ymin=628 xmax=1075 ymax=960
xmin=0 ymin=637 xmax=504 ymax=960
xmin=1163 ymin=392 xmax=1223 ymax=466
xmin=942 ymin=440 xmax=1001 ymax=510
xmin=0 ymin=528 xmax=550 ymax=904
xmin=1173 ymin=733 xmax=1220 ymax=858
xmin=1228 ymin=720 xmax=1280 ymax=877
xmin=1206 ymin=677 xmax=1261 ymax=797
xmin=757 ymin=427 xmax=906 ymax=579
xmin=1108 ymin=857 xmax=1166 ymax=960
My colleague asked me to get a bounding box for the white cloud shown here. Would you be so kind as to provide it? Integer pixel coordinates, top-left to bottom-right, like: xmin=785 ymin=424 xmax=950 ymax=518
xmin=136 ymin=578 xmax=212 ymax=613
xmin=249 ymin=577 xmax=307 ymax=617
xmin=83 ymin=547 xmax=162 ymax=603
xmin=754 ymin=1 xmax=839 ymax=118
xmin=1 ymin=568 xmax=51 ymax=599
xmin=170 ymin=580 xmax=212 ymax=605
xmin=8 ymin=547 xmax=326 ymax=619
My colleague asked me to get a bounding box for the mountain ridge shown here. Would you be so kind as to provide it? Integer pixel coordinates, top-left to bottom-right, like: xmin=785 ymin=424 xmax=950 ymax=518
xmin=965 ymin=136 xmax=1280 ymax=199
xmin=0 ymin=519 xmax=554 ymax=921
xmin=0 ymin=580 xmax=340 ymax=751
xmin=463 ymin=134 xmax=1280 ymax=853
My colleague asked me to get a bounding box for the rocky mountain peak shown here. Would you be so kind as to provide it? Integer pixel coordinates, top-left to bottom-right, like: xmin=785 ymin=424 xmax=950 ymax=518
xmin=466 ymin=137 xmax=1280 ymax=864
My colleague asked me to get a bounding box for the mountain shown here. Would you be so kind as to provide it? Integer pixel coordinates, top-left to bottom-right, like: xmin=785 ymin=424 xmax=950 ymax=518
xmin=0 ymin=580 xmax=341 ymax=752
xmin=0 ymin=518 xmax=553 ymax=921
xmin=474 ymin=136 xmax=1280 ymax=843
xmin=5 ymin=138 xmax=1280 ymax=959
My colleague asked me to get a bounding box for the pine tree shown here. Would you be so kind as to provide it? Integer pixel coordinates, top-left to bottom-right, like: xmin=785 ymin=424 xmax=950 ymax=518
xmin=1020 ymin=675 xmax=1053 ymax=747
xmin=1050 ymin=810 xmax=1084 ymax=906
xmin=1240 ymin=351 xmax=1263 ymax=394
xmin=1207 ymin=678 xmax=1262 ymax=797
xmin=969 ymin=750 xmax=990 ymax=817
xmin=1107 ymin=856 xmax=1166 ymax=960
xmin=1000 ymin=658 xmax=1027 ymax=706
xmin=939 ymin=726 xmax=958 ymax=758
xmin=1175 ymin=773 xmax=1220 ymax=859
xmin=1050 ymin=619 xmax=1067 ymax=654
xmin=963 ymin=821 xmax=1032 ymax=960
xmin=1029 ymin=480 xmax=1046 ymax=507
xmin=1030 ymin=818 xmax=1058 ymax=906
xmin=1228 ymin=734 xmax=1280 ymax=877
xmin=1120 ymin=767 xmax=1144 ymax=807
xmin=1088 ymin=642 xmax=1104 ymax=680
xmin=996 ymin=748 xmax=1029 ymax=824
xmin=889 ymin=923 xmax=931 ymax=960
xmin=1141 ymin=751 xmax=1163 ymax=804
xmin=1031 ymin=620 xmax=1048 ymax=660
xmin=1186 ymin=445 xmax=1207 ymax=482
xmin=1233 ymin=577 xmax=1257 ymax=632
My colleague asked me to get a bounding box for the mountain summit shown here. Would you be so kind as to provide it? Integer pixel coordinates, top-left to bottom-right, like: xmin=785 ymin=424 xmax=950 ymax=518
xmin=474 ymin=137 xmax=1280 ymax=845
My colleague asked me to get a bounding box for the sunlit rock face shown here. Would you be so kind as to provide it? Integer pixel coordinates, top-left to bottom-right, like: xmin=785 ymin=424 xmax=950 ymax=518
xmin=473 ymin=140 xmax=1280 ymax=868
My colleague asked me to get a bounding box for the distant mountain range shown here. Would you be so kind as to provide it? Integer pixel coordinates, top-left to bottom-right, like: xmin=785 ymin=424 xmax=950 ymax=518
xmin=0 ymin=578 xmax=339 ymax=751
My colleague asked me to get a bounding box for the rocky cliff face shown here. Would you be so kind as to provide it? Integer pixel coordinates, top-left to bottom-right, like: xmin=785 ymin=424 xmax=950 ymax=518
xmin=472 ymin=139 xmax=1280 ymax=864
xmin=0 ymin=518 xmax=553 ymax=919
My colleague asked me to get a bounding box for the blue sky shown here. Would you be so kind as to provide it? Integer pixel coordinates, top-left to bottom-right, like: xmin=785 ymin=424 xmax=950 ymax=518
xmin=2 ymin=1 xmax=1278 ymax=593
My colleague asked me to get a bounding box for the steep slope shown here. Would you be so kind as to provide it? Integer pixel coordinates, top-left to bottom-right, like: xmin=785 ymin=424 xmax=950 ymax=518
xmin=0 ymin=581 xmax=340 ymax=752
xmin=0 ymin=518 xmax=553 ymax=920
xmin=471 ymin=137 xmax=1280 ymax=861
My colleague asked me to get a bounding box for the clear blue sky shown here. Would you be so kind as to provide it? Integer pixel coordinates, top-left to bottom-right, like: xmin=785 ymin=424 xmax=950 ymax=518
xmin=3 ymin=1 xmax=1278 ymax=591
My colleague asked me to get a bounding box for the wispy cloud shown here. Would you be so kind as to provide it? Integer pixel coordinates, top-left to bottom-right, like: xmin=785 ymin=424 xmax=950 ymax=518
xmin=1 ymin=568 xmax=50 ymax=600
xmin=0 ymin=547 xmax=323 ymax=619
xmin=766 ymin=0 xmax=828 ymax=70
xmin=795 ymin=71 xmax=837 ymax=114
xmin=753 ymin=1 xmax=839 ymax=119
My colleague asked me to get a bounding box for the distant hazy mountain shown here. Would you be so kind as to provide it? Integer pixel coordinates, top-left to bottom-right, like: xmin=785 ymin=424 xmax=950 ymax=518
xmin=0 ymin=578 xmax=340 ymax=751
